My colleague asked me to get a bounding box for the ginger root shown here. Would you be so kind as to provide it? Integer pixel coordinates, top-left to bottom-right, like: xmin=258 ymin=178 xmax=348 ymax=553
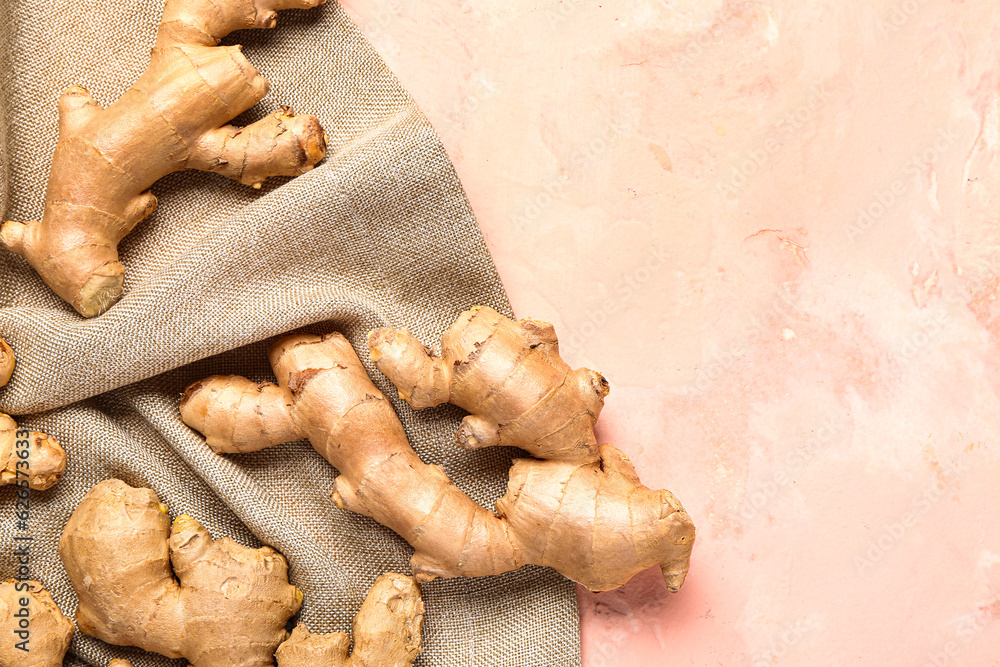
xmin=180 ymin=308 xmax=695 ymax=592
xmin=276 ymin=573 xmax=424 ymax=667
xmin=0 ymin=580 xmax=74 ymax=667
xmin=59 ymin=479 xmax=303 ymax=666
xmin=369 ymin=307 xmax=608 ymax=462
xmin=3 ymin=550 xmax=420 ymax=667
xmin=0 ymin=337 xmax=13 ymax=387
xmin=0 ymin=416 xmax=66 ymax=491
xmin=2 ymin=0 xmax=327 ymax=317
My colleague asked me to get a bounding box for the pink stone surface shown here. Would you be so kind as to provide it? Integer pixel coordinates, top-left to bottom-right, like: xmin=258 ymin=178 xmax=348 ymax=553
xmin=342 ymin=1 xmax=1000 ymax=664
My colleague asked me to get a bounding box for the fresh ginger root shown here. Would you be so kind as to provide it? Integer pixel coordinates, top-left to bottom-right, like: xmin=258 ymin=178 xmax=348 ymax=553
xmin=180 ymin=308 xmax=695 ymax=592
xmin=0 ymin=580 xmax=75 ymax=666
xmin=370 ymin=307 xmax=696 ymax=591
xmin=0 ymin=564 xmax=420 ymax=667
xmin=369 ymin=307 xmax=609 ymax=461
xmin=59 ymin=479 xmax=303 ymax=666
xmin=0 ymin=415 xmax=66 ymax=491
xmin=0 ymin=341 xmax=66 ymax=491
xmin=1 ymin=0 xmax=328 ymax=317
xmin=276 ymin=573 xmax=424 ymax=667
xmin=0 ymin=337 xmax=13 ymax=387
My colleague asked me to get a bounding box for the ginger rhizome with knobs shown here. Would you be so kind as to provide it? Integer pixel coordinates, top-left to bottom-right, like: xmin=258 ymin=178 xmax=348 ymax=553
xmin=0 ymin=415 xmax=66 ymax=491
xmin=0 ymin=580 xmax=74 ymax=666
xmin=180 ymin=307 xmax=695 ymax=592
xmin=16 ymin=488 xmax=421 ymax=667
xmin=370 ymin=307 xmax=695 ymax=590
xmin=59 ymin=479 xmax=303 ymax=667
xmin=0 ymin=337 xmax=13 ymax=387
xmin=276 ymin=572 xmax=424 ymax=667
xmin=1 ymin=0 xmax=327 ymax=317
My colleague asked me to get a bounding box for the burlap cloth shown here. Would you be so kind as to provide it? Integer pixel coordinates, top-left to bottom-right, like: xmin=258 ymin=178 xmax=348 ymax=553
xmin=0 ymin=2 xmax=581 ymax=665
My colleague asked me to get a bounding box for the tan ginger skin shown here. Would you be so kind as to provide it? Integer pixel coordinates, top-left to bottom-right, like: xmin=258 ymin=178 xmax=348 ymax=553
xmin=0 ymin=337 xmax=13 ymax=387
xmin=0 ymin=339 xmax=66 ymax=490
xmin=276 ymin=572 xmax=424 ymax=667
xmin=0 ymin=580 xmax=74 ymax=667
xmin=1 ymin=0 xmax=328 ymax=317
xmin=0 ymin=415 xmax=66 ymax=491
xmin=60 ymin=479 xmax=303 ymax=667
xmin=0 ymin=571 xmax=421 ymax=667
xmin=180 ymin=307 xmax=695 ymax=592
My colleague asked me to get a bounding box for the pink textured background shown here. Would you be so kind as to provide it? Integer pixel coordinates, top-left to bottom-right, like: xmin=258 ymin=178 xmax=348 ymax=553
xmin=342 ymin=1 xmax=1000 ymax=665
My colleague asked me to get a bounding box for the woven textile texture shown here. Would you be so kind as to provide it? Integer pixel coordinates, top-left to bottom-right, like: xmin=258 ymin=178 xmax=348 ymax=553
xmin=0 ymin=1 xmax=581 ymax=665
